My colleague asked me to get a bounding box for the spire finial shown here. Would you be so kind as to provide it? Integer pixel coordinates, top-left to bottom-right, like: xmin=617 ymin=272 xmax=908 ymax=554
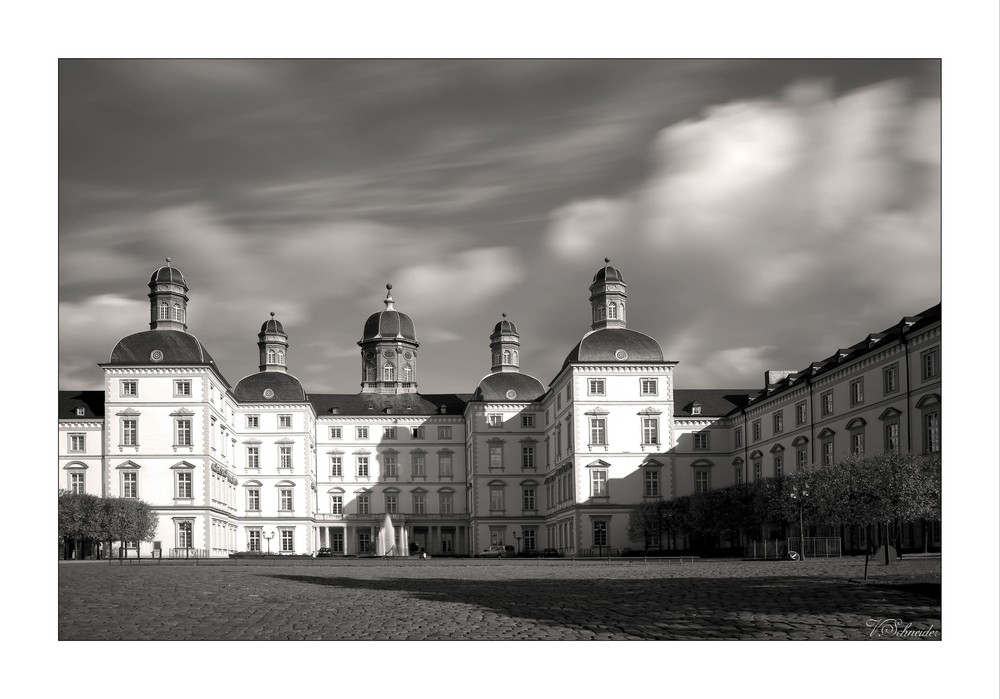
xmin=166 ymin=257 xmax=172 ymax=266
xmin=502 ymin=312 xmax=507 ymax=319
xmin=604 ymin=257 xmax=610 ymax=264
xmin=270 ymin=311 xmax=275 ymax=318
xmin=384 ymin=283 xmax=395 ymax=310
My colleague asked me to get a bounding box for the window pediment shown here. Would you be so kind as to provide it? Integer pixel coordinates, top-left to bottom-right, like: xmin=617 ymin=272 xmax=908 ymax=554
xmin=170 ymin=461 xmax=197 ymax=470
xmin=586 ymin=459 xmax=611 ymax=468
xmin=915 ymin=393 xmax=941 ymax=409
xmin=63 ymin=461 xmax=88 ymax=470
xmin=274 ymin=480 xmax=296 ymax=488
xmin=244 ymin=480 xmax=263 ymax=488
xmin=846 ymin=417 xmax=867 ymax=430
xmin=170 ymin=408 xmax=196 ymax=417
xmin=878 ymin=407 xmax=902 ymax=420
xmin=115 ymin=460 xmax=141 ymax=470
xmin=791 ymin=436 xmax=809 ymax=446
xmin=769 ymin=444 xmax=785 ymax=454
xmin=749 ymin=450 xmax=763 ymax=459
xmin=817 ymin=427 xmax=836 ymax=439
xmin=691 ymin=459 xmax=715 ymax=468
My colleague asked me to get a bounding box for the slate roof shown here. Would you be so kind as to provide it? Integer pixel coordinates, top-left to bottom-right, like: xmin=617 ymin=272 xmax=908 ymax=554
xmin=559 ymin=327 xmax=664 ymax=377
xmin=673 ymin=389 xmax=753 ymax=417
xmin=473 ymin=372 xmax=546 ymax=402
xmin=233 ymin=372 xmax=308 ymax=403
xmin=310 ymin=392 xmax=473 ymax=417
xmin=361 ymin=310 xmax=417 ymax=344
xmin=148 ymin=265 xmax=188 ymax=287
xmin=58 ymin=390 xmax=105 ymax=419
xmin=106 ymin=330 xmax=229 ymax=387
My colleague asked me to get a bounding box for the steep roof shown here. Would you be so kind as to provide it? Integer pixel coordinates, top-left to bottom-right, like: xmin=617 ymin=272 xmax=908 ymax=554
xmin=234 ymin=372 xmax=308 ymax=403
xmin=107 ymin=330 xmax=229 ymax=386
xmin=58 ymin=390 xmax=105 ymax=419
xmin=473 ymin=372 xmax=546 ymax=402
xmin=673 ymin=389 xmax=753 ymax=417
xmin=310 ymin=392 xmax=472 ymax=417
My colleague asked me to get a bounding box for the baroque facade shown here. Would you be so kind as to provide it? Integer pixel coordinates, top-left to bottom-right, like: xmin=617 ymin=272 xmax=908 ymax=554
xmin=59 ymin=260 xmax=941 ymax=558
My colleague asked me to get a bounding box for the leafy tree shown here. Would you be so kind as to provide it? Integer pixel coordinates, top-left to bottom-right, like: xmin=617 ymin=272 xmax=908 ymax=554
xmin=92 ymin=498 xmax=159 ymax=558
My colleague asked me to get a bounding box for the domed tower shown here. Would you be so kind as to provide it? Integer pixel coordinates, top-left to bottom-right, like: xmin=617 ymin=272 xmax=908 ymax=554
xmin=489 ymin=313 xmax=521 ymax=373
xmin=589 ymin=257 xmax=627 ymax=330
xmin=147 ymin=258 xmax=189 ymax=331
xmin=358 ymin=284 xmax=419 ymax=394
xmin=258 ymin=312 xmax=289 ymax=373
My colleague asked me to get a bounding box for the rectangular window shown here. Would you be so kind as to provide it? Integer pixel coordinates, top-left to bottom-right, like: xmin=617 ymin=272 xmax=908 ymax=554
xmin=409 ymin=493 xmax=424 ymax=514
xmin=412 ymin=426 xmax=424 ymax=439
xmin=592 ymin=521 xmax=608 ymax=547
xmin=330 ymin=529 xmax=344 ymax=553
xmin=411 ymin=454 xmax=426 ymax=477
xmin=591 ymin=469 xmax=608 ymax=497
xmin=357 ymin=456 xmax=369 ymax=478
xmin=566 ymin=418 xmax=574 ymax=451
xmin=330 ymin=495 xmax=343 ymax=514
xmin=588 ymin=378 xmax=605 ymax=396
xmin=247 ymin=530 xmax=261 ymax=552
xmin=556 ymin=394 xmax=561 ymax=410
xmin=279 ymin=489 xmax=293 ymax=511
xmin=735 ymin=466 xmax=743 ymax=485
xmin=383 ymin=454 xmax=398 ymax=477
xmin=278 ymin=414 xmax=292 ymax=429
xmin=280 ymin=530 xmax=294 ymax=553
xmin=693 ymin=432 xmax=709 ymax=450
xmin=774 ymin=455 xmax=783 ymax=478
xmin=884 ymin=422 xmax=900 ymax=453
xmin=796 ymin=401 xmax=807 ymax=426
xmin=751 ymin=420 xmax=761 ymax=442
xmin=122 ymin=471 xmax=137 ymax=498
xmin=70 ymin=472 xmax=85 ymax=494
xmin=821 ymin=391 xmax=834 ymax=416
xmin=924 ymin=412 xmax=940 ymax=453
xmin=753 ymin=461 xmax=762 ymax=482
xmin=122 ymin=419 xmax=137 ymax=446
xmin=734 ymin=428 xmax=743 ymax=448
xmin=329 ymin=426 xmax=342 ymax=439
xmin=487 ymin=413 xmax=503 ymax=428
xmin=176 ymin=471 xmax=192 ymax=499
xmin=523 ymin=488 xmax=535 ymax=511
xmin=797 ymin=447 xmax=807 ymax=469
xmin=121 ymin=380 xmax=137 ymax=397
xmin=851 ymin=431 xmax=865 ymax=455
xmin=385 ymin=494 xmax=398 ymax=514
xmin=850 ymin=379 xmax=864 ymax=406
xmin=69 ymin=433 xmax=85 ymax=452
xmin=640 ymin=378 xmax=658 ymax=396
xmin=642 ymin=417 xmax=659 ymax=445
xmin=521 ymin=414 xmax=535 ymax=428
xmin=356 ymin=426 xmax=369 ymax=440
xmin=174 ymin=380 xmax=192 ymax=397
xmin=521 ymin=445 xmax=535 ymax=469
xmin=883 ymin=364 xmax=899 ymax=395
xmin=773 ymin=411 xmax=783 ymax=434
xmin=523 ymin=529 xmax=536 ymax=552
xmin=644 ymin=470 xmax=659 ymax=497
xmin=822 ymin=440 xmax=835 ymax=467
xmin=247 ymin=488 xmax=260 ymax=511
xmin=246 ymin=414 xmax=259 ymax=429
xmin=247 ymin=446 xmax=259 ymax=469
xmin=279 ymin=446 xmax=292 ymax=469
xmin=438 ymin=454 xmax=453 ymax=477
xmin=358 ymin=531 xmax=372 ymax=553
xmin=439 ymin=492 xmax=453 ymax=514
xmin=175 ymin=419 xmax=192 ymax=446
xmin=695 ymin=471 xmax=709 ymax=494
xmin=437 ymin=426 xmax=452 ymax=440
xmin=489 ymin=487 xmax=504 ymax=512
xmin=178 ymin=521 xmax=192 ymax=549
xmin=589 ymin=418 xmax=607 ymax=446
xmin=383 ymin=426 xmax=397 ymax=440
xmin=921 ymin=349 xmax=938 ymax=380
xmin=489 ymin=444 xmax=504 ymax=470
xmin=357 ymin=494 xmax=370 ymax=515
xmin=330 ymin=456 xmax=342 ymax=477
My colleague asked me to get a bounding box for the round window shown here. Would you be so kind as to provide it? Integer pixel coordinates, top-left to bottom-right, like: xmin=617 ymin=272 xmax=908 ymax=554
xmin=263 ymin=388 xmax=275 ymax=399
xmin=150 ymin=349 xmax=164 ymax=361
xmin=614 ymin=349 xmax=628 ymax=361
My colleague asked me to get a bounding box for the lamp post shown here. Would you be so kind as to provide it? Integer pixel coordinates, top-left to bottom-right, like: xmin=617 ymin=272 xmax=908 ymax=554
xmin=791 ymin=487 xmax=808 ymax=560
xmin=512 ymin=530 xmax=521 ymax=555
xmin=263 ymin=530 xmax=275 ymax=555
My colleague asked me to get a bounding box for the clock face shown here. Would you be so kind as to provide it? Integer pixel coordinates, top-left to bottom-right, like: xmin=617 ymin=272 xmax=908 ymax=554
xmin=150 ymin=349 xmax=164 ymax=361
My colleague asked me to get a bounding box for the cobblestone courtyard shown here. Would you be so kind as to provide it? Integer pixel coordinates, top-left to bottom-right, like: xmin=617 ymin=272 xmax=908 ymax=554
xmin=58 ymin=556 xmax=941 ymax=640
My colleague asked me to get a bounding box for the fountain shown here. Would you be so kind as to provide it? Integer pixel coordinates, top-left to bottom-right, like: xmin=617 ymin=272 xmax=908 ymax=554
xmin=376 ymin=513 xmax=396 ymax=557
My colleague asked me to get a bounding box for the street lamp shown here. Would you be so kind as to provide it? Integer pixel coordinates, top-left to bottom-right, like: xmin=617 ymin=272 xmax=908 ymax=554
xmin=511 ymin=530 xmax=521 ymax=555
xmin=263 ymin=530 xmax=275 ymax=555
xmin=791 ymin=487 xmax=808 ymax=560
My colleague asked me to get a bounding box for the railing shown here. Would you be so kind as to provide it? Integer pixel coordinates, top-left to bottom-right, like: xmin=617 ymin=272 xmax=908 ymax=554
xmin=315 ymin=512 xmax=467 ymax=522
xmin=786 ymin=537 xmax=842 ymax=558
xmin=746 ymin=540 xmax=789 ymax=560
xmin=169 ymin=547 xmax=206 ymax=559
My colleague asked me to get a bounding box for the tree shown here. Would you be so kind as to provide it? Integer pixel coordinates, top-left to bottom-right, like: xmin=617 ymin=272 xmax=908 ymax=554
xmin=92 ymin=498 xmax=159 ymax=559
xmin=58 ymin=491 xmax=103 ymax=559
xmin=626 ymin=499 xmax=668 ymax=549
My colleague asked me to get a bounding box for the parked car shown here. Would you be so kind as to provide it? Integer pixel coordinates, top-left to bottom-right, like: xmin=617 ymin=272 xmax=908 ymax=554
xmin=477 ymin=545 xmax=507 ymax=558
xmin=316 ymin=548 xmax=334 ymax=558
xmin=540 ymin=548 xmax=561 ymax=558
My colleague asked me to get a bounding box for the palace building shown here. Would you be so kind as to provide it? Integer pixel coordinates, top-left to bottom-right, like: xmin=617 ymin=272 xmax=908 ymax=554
xmin=58 ymin=260 xmax=941 ymax=558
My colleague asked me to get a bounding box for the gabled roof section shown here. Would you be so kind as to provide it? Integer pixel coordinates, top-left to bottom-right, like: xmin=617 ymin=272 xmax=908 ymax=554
xmin=310 ymin=392 xmax=472 ymax=417
xmin=59 ymin=391 xmax=105 ymax=419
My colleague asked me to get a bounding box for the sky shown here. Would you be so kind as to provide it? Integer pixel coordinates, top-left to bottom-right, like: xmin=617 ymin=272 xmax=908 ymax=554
xmin=58 ymin=59 xmax=941 ymax=394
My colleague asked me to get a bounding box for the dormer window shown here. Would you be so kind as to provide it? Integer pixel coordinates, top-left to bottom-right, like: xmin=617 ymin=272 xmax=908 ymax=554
xmin=691 ymin=401 xmax=702 ymax=416
xmin=74 ymin=407 xmax=86 ymax=417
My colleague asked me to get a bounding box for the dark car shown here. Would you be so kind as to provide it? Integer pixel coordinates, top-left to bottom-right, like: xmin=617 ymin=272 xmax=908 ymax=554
xmin=316 ymin=548 xmax=335 ymax=558
xmin=540 ymin=548 xmax=561 ymax=558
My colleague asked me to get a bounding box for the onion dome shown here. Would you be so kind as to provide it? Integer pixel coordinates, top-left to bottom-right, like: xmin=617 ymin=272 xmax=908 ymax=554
xmin=474 ymin=372 xmax=546 ymax=402
xmin=260 ymin=315 xmax=285 ymax=335
xmin=360 ymin=284 xmax=418 ymax=344
xmin=492 ymin=315 xmax=518 ymax=336
xmin=233 ymin=371 xmax=307 ymax=403
xmin=149 ymin=262 xmax=188 ymax=288
xmin=108 ymin=329 xmax=228 ymax=384
xmin=592 ymin=260 xmax=625 ymax=284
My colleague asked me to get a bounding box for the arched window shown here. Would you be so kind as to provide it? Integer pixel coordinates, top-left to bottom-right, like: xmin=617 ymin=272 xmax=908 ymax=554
xmin=159 ymin=302 xmax=169 ymax=320
xmin=277 ymin=350 xmax=285 ymax=365
xmin=267 ymin=349 xmax=275 ymax=364
xmin=383 ymin=363 xmax=394 ymax=382
xmin=503 ymin=350 xmax=511 ymax=365
xmin=365 ymin=363 xmax=376 ymax=382
xmin=512 ymin=350 xmax=518 ymax=365
xmin=403 ymin=365 xmax=412 ymax=382
xmin=608 ymin=302 xmax=617 ymax=320
xmin=173 ymin=303 xmax=183 ymax=321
